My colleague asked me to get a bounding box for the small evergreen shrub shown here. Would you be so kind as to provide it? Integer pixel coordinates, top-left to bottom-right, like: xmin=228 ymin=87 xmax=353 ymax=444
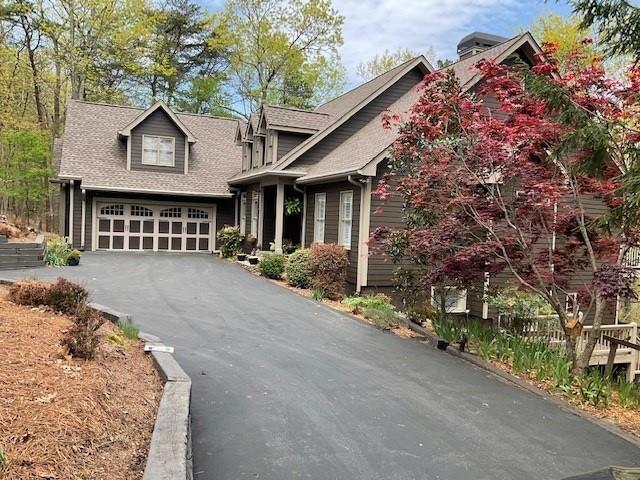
xmin=47 ymin=277 xmax=89 ymax=315
xmin=46 ymin=237 xmax=73 ymax=266
xmin=259 ymin=253 xmax=286 ymax=279
xmin=308 ymin=243 xmax=349 ymax=300
xmin=286 ymin=248 xmax=312 ymax=288
xmin=8 ymin=280 xmax=50 ymax=306
xmin=217 ymin=226 xmax=242 ymax=258
xmin=67 ymin=249 xmax=81 ymax=266
xmin=62 ymin=303 xmax=105 ymax=359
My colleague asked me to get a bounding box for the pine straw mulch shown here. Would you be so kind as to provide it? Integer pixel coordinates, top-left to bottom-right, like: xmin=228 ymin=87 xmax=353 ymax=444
xmin=0 ymin=287 xmax=163 ymax=479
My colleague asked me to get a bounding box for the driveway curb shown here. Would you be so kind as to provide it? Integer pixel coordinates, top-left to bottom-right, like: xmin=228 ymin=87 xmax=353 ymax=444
xmin=0 ymin=278 xmax=194 ymax=480
xmin=396 ymin=316 xmax=640 ymax=449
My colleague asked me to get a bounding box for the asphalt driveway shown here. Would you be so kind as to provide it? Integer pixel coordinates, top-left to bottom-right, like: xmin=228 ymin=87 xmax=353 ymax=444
xmin=2 ymin=253 xmax=639 ymax=480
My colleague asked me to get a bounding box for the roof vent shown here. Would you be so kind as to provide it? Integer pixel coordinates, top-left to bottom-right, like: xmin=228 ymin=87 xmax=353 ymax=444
xmin=457 ymin=32 xmax=507 ymax=60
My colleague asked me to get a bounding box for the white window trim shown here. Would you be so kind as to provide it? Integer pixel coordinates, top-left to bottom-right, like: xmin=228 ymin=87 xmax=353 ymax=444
xmin=338 ymin=190 xmax=353 ymax=249
xmin=314 ymin=193 xmax=326 ymax=244
xmin=431 ymin=286 xmax=468 ymax=314
xmin=251 ymin=191 xmax=259 ymax=236
xmin=240 ymin=192 xmax=247 ymax=235
xmin=142 ymin=134 xmax=176 ymax=167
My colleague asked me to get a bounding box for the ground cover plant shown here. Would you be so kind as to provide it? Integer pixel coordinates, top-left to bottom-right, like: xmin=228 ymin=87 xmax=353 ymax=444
xmin=343 ymin=293 xmax=397 ymax=328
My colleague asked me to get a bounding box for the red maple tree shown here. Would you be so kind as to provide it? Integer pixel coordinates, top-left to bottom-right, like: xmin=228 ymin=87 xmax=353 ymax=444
xmin=374 ymin=42 xmax=640 ymax=373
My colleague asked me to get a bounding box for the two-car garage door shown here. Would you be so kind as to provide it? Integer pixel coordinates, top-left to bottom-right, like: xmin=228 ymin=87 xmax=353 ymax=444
xmin=96 ymin=201 xmax=214 ymax=252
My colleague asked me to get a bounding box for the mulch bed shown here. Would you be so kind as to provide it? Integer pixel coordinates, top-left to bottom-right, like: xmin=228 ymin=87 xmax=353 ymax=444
xmin=0 ymin=286 xmax=162 ymax=479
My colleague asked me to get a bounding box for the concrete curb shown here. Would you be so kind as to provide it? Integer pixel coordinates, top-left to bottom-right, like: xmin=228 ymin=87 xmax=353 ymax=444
xmin=0 ymin=279 xmax=193 ymax=479
xmin=394 ymin=316 xmax=640 ymax=449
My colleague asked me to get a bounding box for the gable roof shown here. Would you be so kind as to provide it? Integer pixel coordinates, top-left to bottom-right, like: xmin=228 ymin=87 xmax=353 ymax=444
xmin=272 ymin=55 xmax=434 ymax=174
xmin=59 ymin=100 xmax=241 ymax=196
xmin=261 ymin=105 xmax=330 ymax=133
xmin=286 ymin=32 xmax=541 ymax=183
xmin=118 ymin=100 xmax=197 ymax=143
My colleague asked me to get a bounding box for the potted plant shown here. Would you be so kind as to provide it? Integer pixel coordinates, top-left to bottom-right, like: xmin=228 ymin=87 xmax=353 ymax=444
xmin=243 ymin=234 xmax=258 ymax=254
xmin=248 ymin=256 xmax=259 ymax=265
xmin=67 ymin=249 xmax=81 ymax=266
xmin=237 ymin=253 xmax=247 ymax=261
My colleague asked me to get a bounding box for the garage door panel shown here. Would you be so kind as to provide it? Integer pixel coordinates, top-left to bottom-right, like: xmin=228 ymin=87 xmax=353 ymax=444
xmin=96 ymin=202 xmax=213 ymax=253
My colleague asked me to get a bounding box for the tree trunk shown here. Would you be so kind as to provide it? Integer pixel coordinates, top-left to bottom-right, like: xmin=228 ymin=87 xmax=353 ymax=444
xmin=52 ymin=39 xmax=62 ymax=135
xmin=574 ymin=297 xmax=607 ymax=375
xmin=21 ymin=16 xmax=47 ymax=127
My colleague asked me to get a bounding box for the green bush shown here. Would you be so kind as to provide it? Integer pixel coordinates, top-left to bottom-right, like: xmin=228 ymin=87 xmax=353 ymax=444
xmin=577 ymin=370 xmax=610 ymax=407
xmin=259 ymin=253 xmax=286 ymax=279
xmin=46 ymin=237 xmax=72 ymax=266
xmin=431 ymin=315 xmax=465 ymax=343
xmin=616 ymin=377 xmax=640 ymax=407
xmin=217 ymin=226 xmax=242 ymax=258
xmin=363 ymin=304 xmax=397 ymax=329
xmin=47 ymin=277 xmax=90 ymax=315
xmin=286 ymin=248 xmax=312 ymax=288
xmin=67 ymin=249 xmax=81 ymax=266
xmin=308 ymin=243 xmax=349 ymax=300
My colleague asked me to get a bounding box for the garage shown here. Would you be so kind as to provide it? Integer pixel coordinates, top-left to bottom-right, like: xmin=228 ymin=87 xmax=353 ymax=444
xmin=94 ymin=201 xmax=215 ymax=252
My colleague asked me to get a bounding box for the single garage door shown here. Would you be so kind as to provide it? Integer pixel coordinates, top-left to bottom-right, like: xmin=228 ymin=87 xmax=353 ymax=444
xmin=96 ymin=202 xmax=214 ymax=252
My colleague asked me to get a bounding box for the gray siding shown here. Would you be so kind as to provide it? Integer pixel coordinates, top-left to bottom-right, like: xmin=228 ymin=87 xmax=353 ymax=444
xmin=130 ymin=109 xmax=186 ymax=174
xmin=304 ymin=181 xmax=360 ymax=286
xmin=84 ymin=191 xmax=93 ymax=250
xmin=71 ymin=182 xmax=82 ymax=248
xmin=294 ymin=68 xmax=423 ymax=170
xmin=216 ymin=198 xmax=236 ymax=234
xmin=277 ymin=132 xmax=310 ymax=161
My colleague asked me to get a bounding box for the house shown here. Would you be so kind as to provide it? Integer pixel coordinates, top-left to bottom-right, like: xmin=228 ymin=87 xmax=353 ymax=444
xmin=56 ymin=31 xmax=610 ymax=323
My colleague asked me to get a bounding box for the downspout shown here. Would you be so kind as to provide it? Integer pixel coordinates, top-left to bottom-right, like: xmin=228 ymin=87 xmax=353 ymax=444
xmin=348 ymin=174 xmax=365 ymax=293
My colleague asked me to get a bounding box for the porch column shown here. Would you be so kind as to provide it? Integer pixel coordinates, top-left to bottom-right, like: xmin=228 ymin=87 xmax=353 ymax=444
xmin=274 ymin=181 xmax=285 ymax=254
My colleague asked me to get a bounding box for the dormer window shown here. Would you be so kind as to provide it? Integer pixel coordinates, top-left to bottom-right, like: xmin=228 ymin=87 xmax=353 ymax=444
xmin=142 ymin=135 xmax=175 ymax=167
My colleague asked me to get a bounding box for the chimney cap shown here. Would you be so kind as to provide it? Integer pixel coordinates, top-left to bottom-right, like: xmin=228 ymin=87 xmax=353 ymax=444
xmin=457 ymin=32 xmax=508 ymax=58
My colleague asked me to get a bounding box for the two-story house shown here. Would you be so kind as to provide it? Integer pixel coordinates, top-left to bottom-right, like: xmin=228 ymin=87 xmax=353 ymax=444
xmin=58 ymin=31 xmax=611 ymax=323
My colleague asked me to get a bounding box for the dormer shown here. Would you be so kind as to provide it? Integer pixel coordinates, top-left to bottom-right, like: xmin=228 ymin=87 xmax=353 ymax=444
xmin=118 ymin=101 xmax=196 ymax=175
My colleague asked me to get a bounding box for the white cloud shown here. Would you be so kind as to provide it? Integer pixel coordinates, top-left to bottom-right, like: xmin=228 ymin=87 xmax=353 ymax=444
xmin=333 ymin=0 xmax=525 ymax=82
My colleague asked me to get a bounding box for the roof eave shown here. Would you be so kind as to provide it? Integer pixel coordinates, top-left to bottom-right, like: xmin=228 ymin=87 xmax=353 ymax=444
xmin=118 ymin=100 xmax=198 ymax=143
xmin=228 ymin=169 xmax=305 ymax=185
xmin=83 ymin=184 xmax=233 ymax=198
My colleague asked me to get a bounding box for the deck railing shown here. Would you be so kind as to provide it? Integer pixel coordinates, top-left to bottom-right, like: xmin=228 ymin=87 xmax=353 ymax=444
xmin=624 ymin=246 xmax=640 ymax=268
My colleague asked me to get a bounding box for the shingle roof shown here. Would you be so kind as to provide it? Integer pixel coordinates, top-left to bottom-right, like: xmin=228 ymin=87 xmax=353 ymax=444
xmin=314 ymin=56 xmax=421 ymax=117
xmin=262 ymin=105 xmax=330 ymax=131
xmin=285 ymin=34 xmax=533 ymax=182
xmin=58 ymin=101 xmax=242 ymax=196
xmin=440 ymin=34 xmax=522 ymax=88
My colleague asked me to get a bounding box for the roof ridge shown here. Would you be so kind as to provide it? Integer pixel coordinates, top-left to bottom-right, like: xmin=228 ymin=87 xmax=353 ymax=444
xmin=435 ymin=33 xmax=522 ymax=72
xmin=266 ymin=105 xmax=329 ymax=116
xmin=314 ymin=55 xmax=422 ymax=112
xmin=71 ymin=99 xmax=239 ymax=123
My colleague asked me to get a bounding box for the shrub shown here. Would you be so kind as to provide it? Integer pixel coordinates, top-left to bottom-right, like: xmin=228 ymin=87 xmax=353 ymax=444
xmin=62 ymin=303 xmax=105 ymax=359
xmin=343 ymin=294 xmax=394 ymax=315
xmin=286 ymin=248 xmax=312 ymax=288
xmin=8 ymin=280 xmax=50 ymax=306
xmin=67 ymin=249 xmax=81 ymax=266
xmin=308 ymin=243 xmax=349 ymax=300
xmin=576 ymin=369 xmax=610 ymax=407
xmin=259 ymin=253 xmax=286 ymax=279
xmin=45 ymin=237 xmax=72 ymax=266
xmin=616 ymin=377 xmax=640 ymax=407
xmin=217 ymin=226 xmax=242 ymax=258
xmin=47 ymin=277 xmax=89 ymax=315
xmin=363 ymin=304 xmax=397 ymax=329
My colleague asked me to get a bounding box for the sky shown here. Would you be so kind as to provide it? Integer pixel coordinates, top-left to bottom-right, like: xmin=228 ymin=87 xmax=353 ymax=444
xmin=200 ymin=0 xmax=573 ymax=85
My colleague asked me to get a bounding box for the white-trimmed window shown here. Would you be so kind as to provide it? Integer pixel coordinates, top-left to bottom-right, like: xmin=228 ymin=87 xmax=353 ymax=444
xmin=314 ymin=193 xmax=326 ymax=243
xmin=251 ymin=191 xmax=259 ymax=236
xmin=142 ymin=135 xmax=175 ymax=166
xmin=338 ymin=191 xmax=353 ymax=249
xmin=431 ymin=286 xmax=468 ymax=314
xmin=240 ymin=193 xmax=247 ymax=235
xmin=566 ymin=293 xmax=578 ymax=314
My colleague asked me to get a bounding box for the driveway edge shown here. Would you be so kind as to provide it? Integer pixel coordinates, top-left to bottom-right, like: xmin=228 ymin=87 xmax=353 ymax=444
xmin=395 ymin=316 xmax=640 ymax=449
xmin=0 ymin=278 xmax=193 ymax=480
xmin=89 ymin=304 xmax=194 ymax=480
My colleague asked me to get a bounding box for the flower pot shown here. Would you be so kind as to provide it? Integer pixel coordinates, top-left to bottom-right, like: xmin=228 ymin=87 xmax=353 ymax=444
xmin=237 ymin=254 xmax=247 ymax=261
xmin=248 ymin=256 xmax=259 ymax=265
xmin=436 ymin=339 xmax=449 ymax=351
xmin=67 ymin=258 xmax=80 ymax=266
